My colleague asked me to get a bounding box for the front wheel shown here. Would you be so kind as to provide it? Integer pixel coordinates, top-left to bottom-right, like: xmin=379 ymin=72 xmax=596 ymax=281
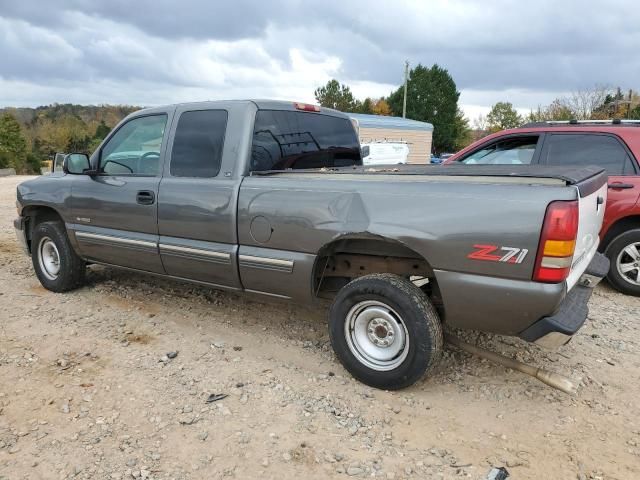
xmin=605 ymin=229 xmax=640 ymax=296
xmin=329 ymin=273 xmax=443 ymax=390
xmin=31 ymin=221 xmax=86 ymax=292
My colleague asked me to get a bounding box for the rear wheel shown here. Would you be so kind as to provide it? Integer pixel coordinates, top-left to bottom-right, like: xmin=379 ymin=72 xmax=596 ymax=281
xmin=329 ymin=273 xmax=443 ymax=390
xmin=605 ymin=229 xmax=640 ymax=296
xmin=31 ymin=221 xmax=86 ymax=292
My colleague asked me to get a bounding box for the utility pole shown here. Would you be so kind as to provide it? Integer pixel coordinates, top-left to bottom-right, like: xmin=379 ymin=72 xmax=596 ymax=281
xmin=611 ymin=89 xmax=633 ymax=119
xmin=402 ymin=60 xmax=409 ymax=118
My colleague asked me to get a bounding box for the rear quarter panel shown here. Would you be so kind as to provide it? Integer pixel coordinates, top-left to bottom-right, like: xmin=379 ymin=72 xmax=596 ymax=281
xmin=238 ymin=174 xmax=577 ymax=326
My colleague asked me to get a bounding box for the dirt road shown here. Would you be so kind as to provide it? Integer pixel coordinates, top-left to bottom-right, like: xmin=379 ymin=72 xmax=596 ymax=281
xmin=1 ymin=175 xmax=639 ymax=480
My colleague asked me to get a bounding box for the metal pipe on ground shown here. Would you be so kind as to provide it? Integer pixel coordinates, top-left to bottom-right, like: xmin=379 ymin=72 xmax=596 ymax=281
xmin=444 ymin=333 xmax=578 ymax=395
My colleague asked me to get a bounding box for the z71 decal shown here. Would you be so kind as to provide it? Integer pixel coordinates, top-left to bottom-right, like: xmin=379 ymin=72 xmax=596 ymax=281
xmin=467 ymin=244 xmax=528 ymax=264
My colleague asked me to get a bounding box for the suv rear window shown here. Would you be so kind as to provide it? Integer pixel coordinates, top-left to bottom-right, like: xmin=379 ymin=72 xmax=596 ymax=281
xmin=250 ymin=110 xmax=361 ymax=172
xmin=543 ymin=134 xmax=635 ymax=175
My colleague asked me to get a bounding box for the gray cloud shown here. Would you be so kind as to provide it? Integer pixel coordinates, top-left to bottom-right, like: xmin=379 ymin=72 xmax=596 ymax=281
xmin=1 ymin=0 xmax=639 ymax=114
xmin=1 ymin=0 xmax=284 ymax=40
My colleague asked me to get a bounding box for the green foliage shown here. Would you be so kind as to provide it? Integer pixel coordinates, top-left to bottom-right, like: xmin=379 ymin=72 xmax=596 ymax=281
xmin=314 ymin=79 xmax=360 ymax=112
xmin=25 ymin=153 xmax=43 ymax=174
xmin=0 ymin=104 xmax=139 ymax=174
xmin=357 ymin=98 xmax=374 ymax=114
xmin=451 ymin=108 xmax=472 ymax=150
xmin=0 ymin=113 xmax=28 ymax=172
xmin=0 ymin=151 xmax=11 ymax=169
xmin=486 ymin=102 xmax=523 ymax=132
xmin=94 ymin=120 xmax=111 ymax=140
xmin=527 ymin=100 xmax=574 ymax=123
xmin=630 ymin=104 xmax=640 ymax=120
xmin=387 ymin=64 xmax=461 ymax=153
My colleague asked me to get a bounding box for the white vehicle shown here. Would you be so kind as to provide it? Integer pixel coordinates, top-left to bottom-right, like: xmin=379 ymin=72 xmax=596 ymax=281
xmin=361 ymin=142 xmax=410 ymax=165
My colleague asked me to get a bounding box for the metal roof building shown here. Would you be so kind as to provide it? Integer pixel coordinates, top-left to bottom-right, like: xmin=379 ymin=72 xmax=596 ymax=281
xmin=348 ymin=114 xmax=434 ymax=131
xmin=348 ymin=114 xmax=434 ymax=164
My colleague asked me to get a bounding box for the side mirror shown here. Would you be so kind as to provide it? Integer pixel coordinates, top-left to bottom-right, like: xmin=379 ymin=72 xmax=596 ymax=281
xmin=63 ymin=153 xmax=95 ymax=175
xmin=361 ymin=145 xmax=370 ymax=158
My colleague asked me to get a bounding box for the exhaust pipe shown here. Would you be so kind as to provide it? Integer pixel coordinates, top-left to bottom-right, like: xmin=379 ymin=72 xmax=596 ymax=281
xmin=445 ymin=334 xmax=578 ymax=395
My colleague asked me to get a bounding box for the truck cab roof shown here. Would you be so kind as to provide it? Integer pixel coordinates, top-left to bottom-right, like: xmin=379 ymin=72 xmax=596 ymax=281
xmin=132 ymin=99 xmax=347 ymax=118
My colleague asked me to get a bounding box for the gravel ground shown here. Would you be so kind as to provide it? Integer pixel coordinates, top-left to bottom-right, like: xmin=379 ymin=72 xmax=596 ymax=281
xmin=0 ymin=175 xmax=639 ymax=480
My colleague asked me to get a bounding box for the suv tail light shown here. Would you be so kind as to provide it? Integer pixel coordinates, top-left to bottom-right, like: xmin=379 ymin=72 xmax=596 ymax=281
xmin=533 ymin=200 xmax=579 ymax=283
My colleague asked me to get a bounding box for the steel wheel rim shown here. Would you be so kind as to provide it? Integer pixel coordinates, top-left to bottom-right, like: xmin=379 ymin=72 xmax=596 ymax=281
xmin=616 ymin=241 xmax=640 ymax=286
xmin=38 ymin=237 xmax=61 ymax=280
xmin=344 ymin=300 xmax=409 ymax=371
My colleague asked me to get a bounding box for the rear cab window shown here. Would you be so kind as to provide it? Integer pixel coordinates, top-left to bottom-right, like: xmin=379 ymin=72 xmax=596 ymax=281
xmin=170 ymin=109 xmax=228 ymax=178
xmin=541 ymin=133 xmax=637 ymax=175
xmin=457 ymin=135 xmax=541 ymax=165
xmin=250 ymin=110 xmax=362 ymax=171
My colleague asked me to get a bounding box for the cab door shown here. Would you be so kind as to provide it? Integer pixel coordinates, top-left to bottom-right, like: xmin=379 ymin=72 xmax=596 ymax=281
xmin=70 ymin=109 xmax=174 ymax=273
xmin=156 ymin=104 xmax=242 ymax=289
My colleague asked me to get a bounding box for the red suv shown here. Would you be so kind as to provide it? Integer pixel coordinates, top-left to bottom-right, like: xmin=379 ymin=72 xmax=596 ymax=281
xmin=446 ymin=120 xmax=640 ymax=296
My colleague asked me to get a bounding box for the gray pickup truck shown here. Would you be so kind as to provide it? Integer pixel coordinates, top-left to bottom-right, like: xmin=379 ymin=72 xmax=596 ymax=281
xmin=14 ymin=100 xmax=610 ymax=389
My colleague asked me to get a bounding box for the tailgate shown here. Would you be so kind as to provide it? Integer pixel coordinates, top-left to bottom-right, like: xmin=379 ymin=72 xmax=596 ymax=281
xmin=566 ymin=178 xmax=608 ymax=289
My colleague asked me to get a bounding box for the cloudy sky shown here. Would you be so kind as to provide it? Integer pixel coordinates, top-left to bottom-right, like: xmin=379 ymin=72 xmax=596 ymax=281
xmin=1 ymin=0 xmax=638 ymax=120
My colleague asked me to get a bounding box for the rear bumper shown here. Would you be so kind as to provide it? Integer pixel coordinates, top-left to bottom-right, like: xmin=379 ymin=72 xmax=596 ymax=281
xmin=519 ymin=252 xmax=610 ymax=348
xmin=14 ymin=216 xmax=30 ymax=256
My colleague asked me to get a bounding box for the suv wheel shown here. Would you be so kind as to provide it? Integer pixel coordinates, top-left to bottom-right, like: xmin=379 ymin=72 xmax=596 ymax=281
xmin=329 ymin=273 xmax=443 ymax=390
xmin=32 ymin=221 xmax=86 ymax=292
xmin=605 ymin=229 xmax=640 ymax=296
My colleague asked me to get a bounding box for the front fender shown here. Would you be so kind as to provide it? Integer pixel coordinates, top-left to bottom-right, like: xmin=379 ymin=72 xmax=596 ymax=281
xmin=17 ymin=175 xmax=73 ymax=223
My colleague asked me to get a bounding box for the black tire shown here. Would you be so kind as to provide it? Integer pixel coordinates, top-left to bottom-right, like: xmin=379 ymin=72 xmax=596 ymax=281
xmin=605 ymin=229 xmax=640 ymax=297
xmin=31 ymin=221 xmax=86 ymax=292
xmin=329 ymin=273 xmax=443 ymax=390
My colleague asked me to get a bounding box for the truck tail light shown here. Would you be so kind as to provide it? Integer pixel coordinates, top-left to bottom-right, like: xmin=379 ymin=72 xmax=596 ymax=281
xmin=533 ymin=200 xmax=579 ymax=283
xmin=294 ymin=102 xmax=320 ymax=112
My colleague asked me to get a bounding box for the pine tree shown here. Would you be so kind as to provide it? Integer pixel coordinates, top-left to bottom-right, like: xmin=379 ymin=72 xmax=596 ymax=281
xmin=314 ymin=79 xmax=359 ymax=112
xmin=486 ymin=102 xmax=523 ymax=132
xmin=387 ymin=64 xmax=461 ymax=153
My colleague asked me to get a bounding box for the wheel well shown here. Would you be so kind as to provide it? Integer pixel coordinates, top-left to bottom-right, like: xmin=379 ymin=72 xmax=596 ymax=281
xmin=21 ymin=206 xmax=65 ymax=252
xmin=600 ymin=215 xmax=640 ymax=253
xmin=313 ymin=236 xmax=444 ymax=315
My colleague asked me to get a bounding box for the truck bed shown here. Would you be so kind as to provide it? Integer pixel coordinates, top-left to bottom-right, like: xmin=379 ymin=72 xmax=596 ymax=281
xmin=252 ymin=165 xmax=606 ymax=194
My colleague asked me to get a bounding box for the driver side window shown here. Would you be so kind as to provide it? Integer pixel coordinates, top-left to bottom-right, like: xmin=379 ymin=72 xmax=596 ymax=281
xmin=100 ymin=114 xmax=167 ymax=176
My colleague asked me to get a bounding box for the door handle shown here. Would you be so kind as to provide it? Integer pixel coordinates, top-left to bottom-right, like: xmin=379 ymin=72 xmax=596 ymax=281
xmin=608 ymin=182 xmax=635 ymax=190
xmin=136 ymin=190 xmax=155 ymax=205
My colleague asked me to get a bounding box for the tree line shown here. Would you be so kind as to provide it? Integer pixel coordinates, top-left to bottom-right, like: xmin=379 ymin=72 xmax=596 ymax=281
xmin=475 ymin=86 xmax=640 ymax=136
xmin=1 ymin=78 xmax=639 ymax=174
xmin=316 ymin=74 xmax=640 ymax=151
xmin=0 ymin=104 xmax=139 ymax=173
xmin=314 ymin=64 xmax=471 ymax=154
